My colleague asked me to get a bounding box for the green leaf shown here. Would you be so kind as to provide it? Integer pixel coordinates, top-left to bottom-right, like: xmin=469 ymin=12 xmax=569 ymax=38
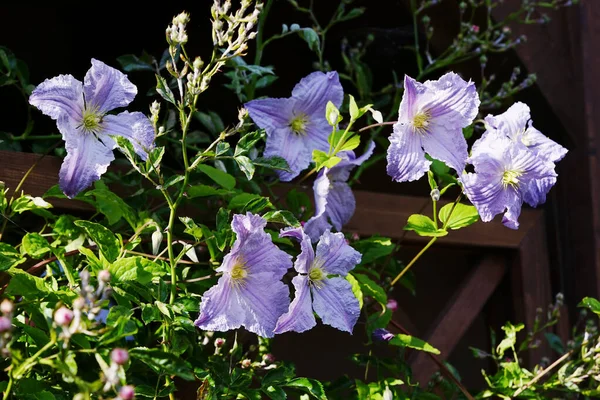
xmin=253 ymin=156 xmax=291 ymax=172
xmin=197 ymin=164 xmax=236 ymax=190
xmin=179 ymin=217 xmax=204 ymax=241
xmin=313 ymin=149 xmax=341 ymax=171
xmin=155 ymin=74 xmax=176 ymax=105
xmin=216 ymin=142 xmax=230 ymax=156
xmin=284 ymin=378 xmax=326 ymax=400
xmin=496 ymin=322 xmax=524 ymax=358
xmin=21 ymin=232 xmax=51 ymax=259
xmin=110 ymin=257 xmax=162 ymax=284
xmin=161 ymin=175 xmax=185 ymax=189
xmin=352 ymin=236 xmax=394 ymax=264
xmin=298 ymin=28 xmax=320 ymax=54
xmin=6 ymin=268 xmax=49 ymax=297
xmin=262 ymin=210 xmax=300 ymax=227
xmin=235 ymin=155 xmax=255 ymax=180
xmin=117 ymin=53 xmax=154 ymax=72
xmin=194 ymin=111 xmax=225 ymax=135
xmin=101 ymin=306 xmax=137 ymax=344
xmin=349 ymin=94 xmax=359 ymax=121
xmin=129 ymin=347 xmax=195 ymax=381
xmin=11 ymin=195 xmax=53 ymax=219
xmin=0 ymin=243 xmax=25 ymax=271
xmin=462 ymin=125 xmax=474 ymax=140
xmin=404 ymin=214 xmax=447 ymax=237
xmin=187 ymin=184 xmax=231 ymax=198
xmin=325 ymin=101 xmax=341 ymax=126
xmin=338 ymin=134 xmax=360 ymax=152
xmin=74 ymin=221 xmax=120 ymax=262
xmin=87 ymin=183 xmax=136 ymax=227
xmin=579 ymin=297 xmax=600 ymax=315
xmin=389 ymin=334 xmax=440 ymax=354
xmin=229 ymin=193 xmax=273 ymax=213
xmin=235 ymin=130 xmax=264 ymax=157
xmin=353 ymin=273 xmax=386 ymax=305
xmin=438 ymin=203 xmax=479 ymax=230
xmin=544 ymin=332 xmax=565 ymax=354
xmin=346 ymin=274 xmax=363 ymax=309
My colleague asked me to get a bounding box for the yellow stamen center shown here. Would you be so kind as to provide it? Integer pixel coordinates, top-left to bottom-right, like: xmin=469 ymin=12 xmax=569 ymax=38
xmin=289 ymin=113 xmax=309 ymax=135
xmin=80 ymin=108 xmax=102 ymax=133
xmin=412 ymin=111 xmax=431 ymax=134
xmin=229 ymin=259 xmax=247 ymax=286
xmin=502 ymin=170 xmax=522 ymax=189
xmin=309 ymin=267 xmax=324 ymax=281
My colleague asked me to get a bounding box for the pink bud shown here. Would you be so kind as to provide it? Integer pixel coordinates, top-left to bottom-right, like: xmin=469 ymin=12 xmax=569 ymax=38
xmin=119 ymin=385 xmax=135 ymax=400
xmin=386 ymin=299 xmax=398 ymax=312
xmin=351 ymin=232 xmax=360 ymax=241
xmin=98 ymin=270 xmax=111 ymax=283
xmin=241 ymin=359 xmax=252 ymax=369
xmin=472 ymin=25 xmax=480 ymax=33
xmin=0 ymin=316 xmax=12 ymax=332
xmin=215 ymin=338 xmax=225 ymax=348
xmin=54 ymin=307 xmax=74 ymax=326
xmin=111 ymin=348 xmax=130 ymax=365
xmin=300 ymin=221 xmax=305 ymax=227
xmin=262 ymin=353 xmax=275 ymax=364
xmin=0 ymin=300 xmax=13 ymax=315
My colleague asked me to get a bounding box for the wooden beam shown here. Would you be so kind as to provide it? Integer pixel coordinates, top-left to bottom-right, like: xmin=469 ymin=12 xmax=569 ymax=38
xmin=408 ymin=254 xmax=507 ymax=384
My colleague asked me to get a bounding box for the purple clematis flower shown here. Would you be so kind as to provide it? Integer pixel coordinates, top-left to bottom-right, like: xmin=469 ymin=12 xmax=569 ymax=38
xmin=387 ymin=73 xmax=480 ymax=182
xmin=29 ymin=59 xmax=155 ymax=198
xmin=304 ymin=142 xmax=375 ymax=242
xmin=194 ymin=213 xmax=292 ymax=338
xmin=461 ymin=132 xmax=557 ymax=229
xmin=245 ymin=71 xmax=343 ymax=181
xmin=481 ymin=102 xmax=567 ymax=207
xmin=274 ymin=228 xmax=361 ymax=334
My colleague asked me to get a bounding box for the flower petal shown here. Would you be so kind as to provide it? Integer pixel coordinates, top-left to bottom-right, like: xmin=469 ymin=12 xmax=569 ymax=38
xmin=83 ymin=59 xmax=137 ymax=113
xmin=280 ymin=227 xmax=314 ymax=274
xmin=245 ymin=97 xmax=295 ymax=130
xmin=292 ymin=71 xmax=344 ymax=117
xmin=399 ymin=75 xmax=427 ymax=120
xmin=522 ymin=126 xmax=568 ymax=163
xmin=273 ymin=275 xmax=316 ymax=334
xmin=194 ymin=276 xmax=246 ymax=332
xmin=302 ymin=117 xmax=332 ymax=155
xmin=29 ymin=74 xmax=84 ymax=121
xmin=329 ymin=141 xmax=376 ymax=182
xmin=314 ymin=230 xmax=361 ymax=276
xmin=103 ymin=111 xmax=155 ymax=160
xmin=264 ymin=126 xmax=311 ymax=181
xmin=501 ymin=189 xmax=522 ymax=230
xmin=422 ymin=72 xmax=480 ymax=129
xmin=485 ymin=101 xmax=530 ymax=138
xmin=58 ymin=118 xmax=114 ymax=198
xmin=238 ymin=272 xmax=290 ymax=338
xmin=421 ymin=123 xmax=468 ymax=173
xmin=312 ymin=277 xmax=360 ymax=333
xmin=523 ymin=176 xmax=557 ymax=208
xmin=304 ymin=171 xmax=334 ymax=242
xmin=386 ymin=123 xmax=430 ymax=182
xmin=460 ymin=171 xmax=507 ymax=223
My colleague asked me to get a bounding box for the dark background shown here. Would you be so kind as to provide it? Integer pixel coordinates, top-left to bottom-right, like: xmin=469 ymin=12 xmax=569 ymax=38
xmin=0 ymin=0 xmax=585 ymax=392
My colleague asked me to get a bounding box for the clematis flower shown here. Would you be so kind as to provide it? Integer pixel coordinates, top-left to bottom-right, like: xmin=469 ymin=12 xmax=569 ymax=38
xmin=274 ymin=228 xmax=361 ymax=334
xmin=29 ymin=59 xmax=155 ymax=198
xmin=194 ymin=213 xmax=292 ymax=338
xmin=481 ymin=102 xmax=567 ymax=207
xmin=245 ymin=71 xmax=343 ymax=181
xmin=461 ymin=133 xmax=557 ymax=229
xmin=304 ymin=141 xmax=375 ymax=242
xmin=387 ymin=73 xmax=480 ymax=182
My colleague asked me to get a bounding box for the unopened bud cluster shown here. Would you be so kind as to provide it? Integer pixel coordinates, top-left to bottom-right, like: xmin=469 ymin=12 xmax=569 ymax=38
xmin=0 ymin=299 xmax=13 ymax=356
xmin=103 ymin=348 xmax=132 ymax=394
xmin=166 ymin=12 xmax=190 ymax=45
xmin=211 ymin=0 xmax=261 ymax=51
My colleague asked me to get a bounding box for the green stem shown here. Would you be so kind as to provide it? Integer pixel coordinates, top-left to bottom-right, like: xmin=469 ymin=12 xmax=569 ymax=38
xmin=410 ymin=0 xmax=423 ymax=74
xmin=390 ymin=236 xmax=437 ymax=286
xmin=11 ymin=337 xmax=56 ymax=380
xmin=2 ymin=377 xmax=13 ymax=400
xmin=432 ymin=200 xmax=438 ymax=228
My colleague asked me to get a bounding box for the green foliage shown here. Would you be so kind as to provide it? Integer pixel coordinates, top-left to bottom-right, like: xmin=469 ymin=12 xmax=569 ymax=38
xmin=404 ymin=214 xmax=447 ymax=237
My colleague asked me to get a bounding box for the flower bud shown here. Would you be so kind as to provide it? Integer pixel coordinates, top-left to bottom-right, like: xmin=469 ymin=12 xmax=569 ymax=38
xmin=0 ymin=316 xmax=12 ymax=333
xmin=119 ymin=385 xmax=136 ymax=400
xmin=98 ymin=270 xmax=111 ymax=283
xmin=383 ymin=386 xmax=393 ymax=400
xmin=111 ymin=348 xmax=130 ymax=365
xmin=73 ymin=297 xmax=85 ymax=310
xmin=262 ymin=353 xmax=275 ymax=364
xmin=54 ymin=307 xmax=74 ymax=326
xmin=241 ymin=359 xmax=252 ymax=369
xmin=0 ymin=300 xmax=13 ymax=315
xmin=386 ymin=299 xmax=398 ymax=312
xmin=215 ymin=338 xmax=225 ymax=348
xmin=373 ymin=328 xmax=394 ymax=342
xmin=430 ymin=188 xmax=440 ymax=201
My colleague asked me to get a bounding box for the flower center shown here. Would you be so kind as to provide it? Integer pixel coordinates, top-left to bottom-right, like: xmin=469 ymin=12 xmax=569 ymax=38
xmin=229 ymin=259 xmax=247 ymax=286
xmin=80 ymin=108 xmax=102 ymax=133
xmin=412 ymin=111 xmax=431 ymax=134
xmin=289 ymin=113 xmax=309 ymax=135
xmin=502 ymin=169 xmax=522 ymax=189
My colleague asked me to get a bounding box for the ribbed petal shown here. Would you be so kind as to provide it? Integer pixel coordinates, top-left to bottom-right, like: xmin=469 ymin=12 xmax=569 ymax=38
xmin=292 ymin=71 xmax=343 ymax=117
xmin=194 ymin=276 xmax=245 ymax=332
xmin=485 ymin=101 xmax=530 ymax=138
xmin=83 ymin=59 xmax=136 ymax=113
xmin=58 ymin=117 xmax=114 ymax=198
xmin=238 ymin=272 xmax=290 ymax=338
xmin=501 ymin=189 xmax=522 ymax=230
xmin=302 ymin=117 xmax=332 ymax=156
xmin=523 ymin=176 xmax=557 ymax=208
xmin=314 ymin=230 xmax=361 ymax=276
xmin=386 ymin=123 xmax=430 ymax=182
xmin=264 ymin=126 xmax=311 ymax=181
xmin=102 ymin=111 xmax=155 ymax=160
xmin=304 ymin=170 xmax=333 ymax=242
xmin=312 ymin=277 xmax=360 ymax=333
xmin=421 ymin=122 xmax=468 ymax=173
xmin=422 ymin=72 xmax=480 ymax=129
xmin=29 ymin=74 xmax=84 ymax=121
xmin=273 ymin=275 xmax=316 ymax=334
xmin=461 ymin=172 xmax=507 ymax=223
xmin=280 ymin=227 xmax=314 ymax=274
xmin=245 ymin=97 xmax=295 ymax=131
xmin=521 ymin=126 xmax=568 ymax=163
xmin=399 ymin=75 xmax=426 ymax=119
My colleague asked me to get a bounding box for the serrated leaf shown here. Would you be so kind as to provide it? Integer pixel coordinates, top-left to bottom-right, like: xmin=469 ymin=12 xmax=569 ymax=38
xmin=21 ymin=232 xmax=51 ymax=259
xmin=74 ymin=220 xmax=120 ymax=262
xmin=389 ymin=334 xmax=440 ymax=354
xmin=262 ymin=210 xmax=300 ymax=227
xmin=155 ymin=74 xmax=176 ymax=105
xmin=439 ymin=203 xmax=479 ymax=230
xmin=6 ymin=268 xmax=49 ymax=297
xmin=109 ymin=257 xmax=163 ymax=284
xmin=404 ymin=214 xmax=447 ymax=237
xmin=284 ymin=378 xmax=326 ymax=399
xmin=253 ymin=156 xmax=291 ymax=172
xmin=197 ymin=164 xmax=236 ymax=190
xmin=235 ymin=131 xmax=264 ymax=157
xmin=235 ymin=156 xmax=255 ymax=180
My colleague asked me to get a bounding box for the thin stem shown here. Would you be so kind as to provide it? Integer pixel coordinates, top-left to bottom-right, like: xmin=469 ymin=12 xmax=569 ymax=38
xmin=513 ymin=350 xmax=573 ymax=397
xmin=432 ymin=200 xmax=438 ymax=228
xmin=11 ymin=337 xmax=57 ymax=380
xmin=410 ymin=0 xmax=423 ymax=74
xmin=390 ymin=237 xmax=437 ymax=287
xmin=357 ymin=121 xmax=396 ymax=133
xmin=2 ymin=377 xmax=13 ymax=400
xmin=389 ymin=320 xmax=474 ymax=400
